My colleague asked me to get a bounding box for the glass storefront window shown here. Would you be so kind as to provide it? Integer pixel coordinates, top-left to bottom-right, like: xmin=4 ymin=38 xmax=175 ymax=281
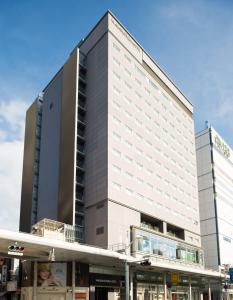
xmin=134 ymin=228 xmax=203 ymax=266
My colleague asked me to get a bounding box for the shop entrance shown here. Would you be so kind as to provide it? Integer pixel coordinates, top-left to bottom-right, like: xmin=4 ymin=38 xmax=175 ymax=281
xmin=171 ymin=292 xmax=189 ymax=300
xmin=95 ymin=287 xmax=120 ymax=300
xmin=95 ymin=287 xmax=108 ymax=300
xmin=137 ymin=284 xmax=164 ymax=300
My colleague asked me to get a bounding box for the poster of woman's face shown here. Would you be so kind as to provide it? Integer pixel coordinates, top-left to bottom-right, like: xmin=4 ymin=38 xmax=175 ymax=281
xmin=37 ymin=263 xmax=67 ymax=287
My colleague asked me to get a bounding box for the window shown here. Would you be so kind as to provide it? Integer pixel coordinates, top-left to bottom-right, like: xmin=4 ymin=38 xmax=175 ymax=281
xmin=112 ymin=165 xmax=121 ymax=174
xmin=113 ymin=132 xmax=121 ymax=141
xmin=124 ymin=155 xmax=133 ymax=163
xmin=125 ymin=125 xmax=132 ymax=134
xmin=112 ymin=116 xmax=121 ymax=125
xmin=146 ymin=154 xmax=152 ymax=162
xmin=124 ymin=54 xmax=131 ymax=63
xmin=135 ymin=119 xmax=142 ymax=127
xmin=124 ymin=140 xmax=132 ymax=148
xmin=145 ymin=113 xmax=151 ymax=121
xmin=135 ymin=147 xmax=143 ymax=155
xmin=113 ymin=56 xmax=120 ymax=66
xmin=124 ymin=110 xmax=132 ymax=119
xmin=124 ymin=68 xmax=131 ymax=77
xmin=126 ymin=188 xmax=133 ymax=195
xmin=113 ymin=100 xmax=121 ymax=110
xmin=125 ymin=171 xmax=133 ymax=179
xmin=112 ymin=148 xmax=121 ymax=157
xmin=124 ymin=95 xmax=132 ymax=104
xmin=135 ymin=91 xmax=142 ymax=99
xmin=136 ymin=133 xmax=142 ymax=141
xmin=135 ymin=78 xmax=142 ymax=86
xmin=135 ymin=104 xmax=142 ymax=113
xmin=136 ymin=177 xmax=143 ymax=184
xmin=136 ymin=162 xmax=143 ymax=170
xmin=147 ymin=183 xmax=153 ymax=190
xmin=113 ymin=42 xmax=120 ymax=51
xmin=125 ymin=81 xmax=132 ymax=89
xmin=136 ymin=193 xmax=144 ymax=200
xmin=113 ymin=71 xmax=120 ymax=81
xmin=112 ymin=182 xmax=121 ymax=191
xmin=113 ymin=86 xmax=120 ymax=95
xmin=146 ymin=169 xmax=153 ymax=175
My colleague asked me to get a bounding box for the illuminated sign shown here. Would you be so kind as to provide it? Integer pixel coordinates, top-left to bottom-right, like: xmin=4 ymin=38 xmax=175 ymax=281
xmin=214 ymin=135 xmax=230 ymax=158
xmin=171 ymin=273 xmax=180 ymax=285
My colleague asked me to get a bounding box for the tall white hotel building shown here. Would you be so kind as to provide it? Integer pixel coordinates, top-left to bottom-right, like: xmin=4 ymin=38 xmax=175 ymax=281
xmin=20 ymin=10 xmax=221 ymax=300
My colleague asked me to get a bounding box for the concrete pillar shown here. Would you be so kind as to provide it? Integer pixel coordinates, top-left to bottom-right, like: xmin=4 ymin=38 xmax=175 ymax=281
xmin=200 ymin=291 xmax=203 ymax=300
xmin=125 ymin=261 xmax=129 ymax=300
xmin=164 ymin=273 xmax=167 ymax=300
xmin=130 ymin=269 xmax=133 ymax=300
xmin=189 ymin=277 xmax=192 ymax=300
xmin=208 ymin=283 xmax=212 ymax=300
xmin=33 ymin=261 xmax=37 ymax=300
xmin=72 ymin=261 xmax=75 ymax=300
xmin=163 ymin=222 xmax=167 ymax=234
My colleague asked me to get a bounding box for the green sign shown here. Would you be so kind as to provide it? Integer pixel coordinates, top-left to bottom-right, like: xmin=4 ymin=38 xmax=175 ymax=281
xmin=214 ymin=135 xmax=230 ymax=158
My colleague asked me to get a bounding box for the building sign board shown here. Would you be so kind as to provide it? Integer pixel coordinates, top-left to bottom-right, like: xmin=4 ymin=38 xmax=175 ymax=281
xmin=171 ymin=273 xmax=180 ymax=285
xmin=37 ymin=262 xmax=67 ymax=287
xmin=214 ymin=135 xmax=230 ymax=158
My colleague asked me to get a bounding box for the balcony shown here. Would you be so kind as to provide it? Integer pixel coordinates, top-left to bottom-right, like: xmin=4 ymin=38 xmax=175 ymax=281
xmin=78 ymin=113 xmax=85 ymax=123
xmin=75 ymin=225 xmax=84 ymax=242
xmin=78 ymin=103 xmax=86 ymax=114
xmin=79 ymin=73 xmax=86 ymax=84
xmin=131 ymin=226 xmax=204 ymax=268
xmin=77 ymin=127 xmax=85 ymax=137
xmin=77 ymin=134 xmax=85 ymax=142
xmin=76 ymin=197 xmax=84 ymax=204
xmin=78 ymin=88 xmax=86 ymax=98
xmin=76 ymin=181 xmax=84 ymax=189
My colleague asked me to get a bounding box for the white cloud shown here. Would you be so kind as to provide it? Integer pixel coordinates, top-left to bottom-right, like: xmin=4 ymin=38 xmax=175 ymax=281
xmin=0 ymin=99 xmax=28 ymax=231
xmin=0 ymin=99 xmax=27 ymax=141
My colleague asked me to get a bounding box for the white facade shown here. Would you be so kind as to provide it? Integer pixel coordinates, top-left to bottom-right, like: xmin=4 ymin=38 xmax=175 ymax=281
xmin=106 ymin=12 xmax=200 ymax=247
xmin=196 ymin=125 xmax=233 ymax=270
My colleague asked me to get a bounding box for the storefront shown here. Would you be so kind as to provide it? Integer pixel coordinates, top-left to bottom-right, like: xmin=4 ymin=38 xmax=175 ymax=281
xmin=21 ymin=261 xmax=89 ymax=300
xmin=89 ymin=273 xmax=125 ymax=300
xmin=136 ymin=271 xmax=204 ymax=300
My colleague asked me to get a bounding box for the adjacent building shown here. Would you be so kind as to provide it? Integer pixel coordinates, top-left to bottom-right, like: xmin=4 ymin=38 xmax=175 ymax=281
xmin=20 ymin=10 xmax=223 ymax=300
xmin=196 ymin=124 xmax=233 ymax=270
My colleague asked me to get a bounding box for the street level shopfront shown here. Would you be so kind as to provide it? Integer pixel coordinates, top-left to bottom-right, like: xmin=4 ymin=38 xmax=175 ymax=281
xmin=0 ymin=229 xmax=224 ymax=300
xmin=136 ymin=272 xmax=205 ymax=300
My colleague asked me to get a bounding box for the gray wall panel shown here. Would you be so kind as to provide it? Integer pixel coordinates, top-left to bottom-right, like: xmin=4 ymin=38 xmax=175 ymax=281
xmin=84 ymin=34 xmax=108 ymax=208
xmin=20 ymin=101 xmax=37 ymax=232
xmin=58 ymin=50 xmax=78 ymax=225
xmin=37 ymin=72 xmax=63 ymax=222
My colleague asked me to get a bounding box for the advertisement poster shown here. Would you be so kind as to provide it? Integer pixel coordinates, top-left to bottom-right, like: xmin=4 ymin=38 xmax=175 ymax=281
xmin=37 ymin=263 xmax=67 ymax=287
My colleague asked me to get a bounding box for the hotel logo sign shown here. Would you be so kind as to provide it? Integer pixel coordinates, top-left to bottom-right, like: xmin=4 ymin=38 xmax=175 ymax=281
xmin=214 ymin=135 xmax=230 ymax=158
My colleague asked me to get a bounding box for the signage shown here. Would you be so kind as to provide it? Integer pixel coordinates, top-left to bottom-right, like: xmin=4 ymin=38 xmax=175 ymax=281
xmin=171 ymin=273 xmax=180 ymax=285
xmin=75 ymin=291 xmax=87 ymax=299
xmin=229 ymin=268 xmax=233 ymax=283
xmin=37 ymin=263 xmax=67 ymax=287
xmin=2 ymin=265 xmax=7 ymax=284
xmin=214 ymin=135 xmax=230 ymax=158
xmin=90 ymin=273 xmax=124 ymax=287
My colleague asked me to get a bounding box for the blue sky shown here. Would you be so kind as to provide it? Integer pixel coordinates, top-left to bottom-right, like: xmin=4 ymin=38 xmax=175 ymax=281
xmin=0 ymin=0 xmax=233 ymax=230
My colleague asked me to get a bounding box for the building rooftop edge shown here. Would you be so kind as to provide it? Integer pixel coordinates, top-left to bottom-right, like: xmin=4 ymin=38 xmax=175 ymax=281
xmin=75 ymin=9 xmax=193 ymax=109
